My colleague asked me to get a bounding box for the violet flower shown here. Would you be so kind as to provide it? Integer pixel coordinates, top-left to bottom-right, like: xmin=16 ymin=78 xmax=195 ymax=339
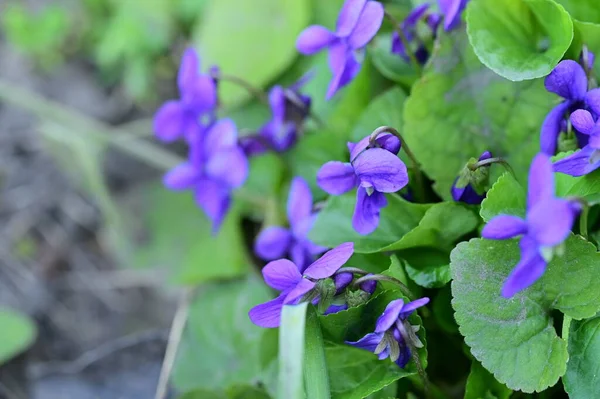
xmin=438 ymin=0 xmax=469 ymax=31
xmin=317 ymin=133 xmax=408 ymax=235
xmin=482 ymin=154 xmax=580 ymax=298
xmin=540 ymin=60 xmax=591 ymax=155
xmin=296 ymin=0 xmax=384 ymax=99
xmin=391 ymin=4 xmax=440 ymax=65
xmin=248 ymin=242 xmax=354 ymax=328
xmin=254 ymin=177 xmax=327 ymax=271
xmin=554 ymin=98 xmax=600 ymax=176
xmin=451 ymin=151 xmax=492 ymax=205
xmin=346 ymin=297 xmax=429 ymax=368
xmin=163 ymin=119 xmax=248 ymax=232
xmin=154 ymin=48 xmax=218 ymax=142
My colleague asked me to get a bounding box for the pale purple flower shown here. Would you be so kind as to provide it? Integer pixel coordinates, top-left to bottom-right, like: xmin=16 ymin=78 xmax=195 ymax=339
xmin=248 ymin=242 xmax=354 ymax=328
xmin=554 ymin=100 xmax=600 ymax=176
xmin=482 ymin=154 xmax=580 ymax=298
xmin=254 ymin=177 xmax=327 ymax=271
xmin=154 ymin=48 xmax=218 ymax=142
xmin=438 ymin=0 xmax=469 ymax=31
xmin=391 ymin=4 xmax=440 ymax=65
xmin=540 ymin=60 xmax=594 ymax=155
xmin=163 ymin=119 xmax=248 ymax=232
xmin=317 ymin=133 xmax=408 ymax=235
xmin=346 ymin=297 xmax=429 ymax=368
xmin=451 ymin=151 xmax=492 ymax=205
xmin=296 ymin=0 xmax=384 ymax=99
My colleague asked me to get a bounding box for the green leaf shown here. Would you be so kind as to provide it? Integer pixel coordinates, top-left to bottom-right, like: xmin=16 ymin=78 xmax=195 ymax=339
xmin=369 ymin=34 xmax=417 ymax=87
xmin=450 ymin=236 xmax=600 ymax=392
xmin=554 ymin=0 xmax=600 ymax=23
xmin=195 ymin=0 xmax=310 ymax=106
xmin=0 ymin=308 xmax=37 ymax=364
xmin=403 ymin=29 xmax=555 ymax=199
xmin=554 ymin=162 xmax=600 ymax=200
xmin=304 ymin=306 xmax=331 ymax=399
xmin=479 ymin=172 xmax=526 ymax=222
xmin=178 ymin=385 xmax=271 ymax=399
xmin=172 ymin=277 xmax=275 ymax=391
xmin=563 ymin=313 xmax=600 ymax=398
xmin=465 ymin=360 xmax=512 ymax=399
xmin=279 ymin=302 xmax=308 ymax=399
xmin=466 ymin=0 xmax=573 ymax=81
xmin=405 ymin=262 xmax=451 ymax=289
xmin=567 ymin=21 xmax=600 ymax=77
xmin=350 ymin=87 xmax=407 ymax=143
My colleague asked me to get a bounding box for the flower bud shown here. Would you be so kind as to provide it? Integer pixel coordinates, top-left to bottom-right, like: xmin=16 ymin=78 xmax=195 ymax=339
xmin=451 ymin=151 xmax=492 ymax=205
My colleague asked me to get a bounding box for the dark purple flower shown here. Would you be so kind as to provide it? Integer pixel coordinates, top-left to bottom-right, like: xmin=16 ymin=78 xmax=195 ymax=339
xmin=254 ymin=177 xmax=328 ymax=271
xmin=391 ymin=4 xmax=440 ymax=65
xmin=248 ymin=242 xmax=354 ymax=328
xmin=541 ymin=60 xmax=591 ymax=155
xmin=346 ymin=297 xmax=429 ymax=368
xmin=451 ymin=151 xmax=492 ymax=205
xmin=482 ymin=154 xmax=580 ymax=298
xmin=163 ymin=119 xmax=248 ymax=232
xmin=296 ymin=0 xmax=384 ymax=99
xmin=154 ymin=48 xmax=218 ymax=143
xmin=317 ymin=133 xmax=409 ymax=235
xmin=554 ymin=100 xmax=600 ymax=176
xmin=438 ymin=0 xmax=469 ymax=31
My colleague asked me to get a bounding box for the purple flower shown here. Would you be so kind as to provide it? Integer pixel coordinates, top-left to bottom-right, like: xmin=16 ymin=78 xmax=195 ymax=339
xmin=451 ymin=151 xmax=492 ymax=205
xmin=248 ymin=242 xmax=354 ymax=328
xmin=482 ymin=154 xmax=580 ymax=298
xmin=317 ymin=133 xmax=409 ymax=235
xmin=154 ymin=48 xmax=218 ymax=143
xmin=254 ymin=177 xmax=328 ymax=271
xmin=163 ymin=119 xmax=248 ymax=232
xmin=391 ymin=4 xmax=440 ymax=65
xmin=554 ymin=99 xmax=600 ymax=176
xmin=438 ymin=0 xmax=469 ymax=31
xmin=296 ymin=0 xmax=384 ymax=99
xmin=540 ymin=60 xmax=592 ymax=155
xmin=346 ymin=297 xmax=429 ymax=368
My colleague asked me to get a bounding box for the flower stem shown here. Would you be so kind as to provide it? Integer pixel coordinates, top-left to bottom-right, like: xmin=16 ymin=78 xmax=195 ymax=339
xmin=335 ymin=267 xmax=370 ymax=275
xmin=352 ymin=274 xmax=415 ymax=299
xmin=211 ymin=71 xmax=269 ymax=104
xmin=579 ymin=200 xmax=590 ymax=240
xmin=371 ymin=126 xmax=426 ymax=203
xmin=468 ymin=157 xmax=516 ymax=179
xmin=384 ymin=10 xmax=423 ymax=76
xmin=562 ymin=315 xmax=572 ymax=343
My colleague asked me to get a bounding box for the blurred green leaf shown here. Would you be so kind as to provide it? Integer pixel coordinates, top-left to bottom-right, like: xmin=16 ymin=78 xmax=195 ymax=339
xmin=554 ymin=0 xmax=600 ymax=23
xmin=0 ymin=308 xmax=37 ymax=364
xmin=563 ymin=313 xmax=600 ymax=399
xmin=304 ymin=307 xmax=331 ymax=399
xmin=369 ymin=34 xmax=417 ymax=87
xmin=464 ymin=360 xmax=512 ymax=399
xmin=279 ymin=302 xmax=308 ymax=399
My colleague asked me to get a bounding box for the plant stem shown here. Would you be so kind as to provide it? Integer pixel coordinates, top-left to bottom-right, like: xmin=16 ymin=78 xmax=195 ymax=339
xmin=335 ymin=267 xmax=369 ymax=276
xmin=212 ymin=71 xmax=269 ymax=104
xmin=562 ymin=315 xmax=572 ymax=343
xmin=371 ymin=126 xmax=426 ymax=203
xmin=579 ymin=201 xmax=590 ymax=240
xmin=384 ymin=10 xmax=422 ymax=76
xmin=352 ymin=274 xmax=415 ymax=299
xmin=469 ymin=157 xmax=516 ymax=179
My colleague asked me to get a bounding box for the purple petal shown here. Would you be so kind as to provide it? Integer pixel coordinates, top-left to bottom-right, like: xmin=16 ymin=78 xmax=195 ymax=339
xmin=177 ymin=48 xmax=200 ymax=94
xmin=324 ymin=304 xmax=348 ymax=314
xmin=438 ymin=0 xmax=467 ymax=31
xmin=336 ymin=0 xmax=368 ymax=37
xmin=352 ymin=188 xmax=387 ymax=235
xmin=479 ymin=151 xmax=492 ymax=161
xmin=268 ymin=86 xmax=286 ymax=122
xmin=570 ymin=109 xmax=596 ymax=135
xmin=451 ymin=178 xmax=486 ymax=205
xmin=334 ymin=272 xmax=354 ymax=293
xmin=287 ymin=177 xmax=313 ymax=229
xmin=481 ymin=215 xmax=527 ymax=240
xmin=347 ymin=1 xmax=384 ymax=49
xmin=163 ymin=163 xmax=200 ymax=190
xmin=527 ymin=198 xmax=577 ymax=246
xmin=360 ymin=277 xmax=377 ymax=294
xmin=353 ymin=148 xmax=409 ymax=193
xmin=327 ymin=50 xmax=362 ymax=99
xmin=540 ymin=102 xmax=570 ymax=155
xmin=375 ymin=299 xmax=405 ymax=332
xmin=248 ymin=294 xmax=286 ymax=328
xmin=554 ymin=146 xmax=600 ymax=176
xmin=349 ymin=135 xmax=371 ymax=161
xmin=304 ymin=242 xmax=354 ymax=279
xmin=346 ymin=332 xmax=384 ymax=352
xmin=590 ymin=134 xmax=600 ymax=149
xmin=204 ymin=119 xmax=238 ymax=151
xmin=585 ymin=88 xmax=600 ymax=116
xmin=255 ymin=227 xmax=293 ymax=260
xmin=296 ymin=26 xmax=336 ymax=55
xmin=290 ymin=242 xmax=310 ymax=272
xmin=544 ymin=60 xmax=587 ymax=101
xmin=501 ymin=237 xmax=547 ymax=298
xmin=404 ymin=4 xmax=430 ymax=27
xmin=154 ymin=101 xmax=186 ymax=142
xmin=527 ymin=153 xmax=554 ymax=209
xmin=317 ymin=161 xmax=357 ymax=195
xmin=181 ymin=75 xmax=218 ymax=112
xmin=194 ymin=178 xmax=230 ymax=233
xmin=262 ymin=259 xmax=303 ymax=291
xmin=206 ymin=147 xmax=249 ymax=189
xmin=375 ymin=133 xmax=401 ymax=155
xmin=284 ymin=279 xmax=317 ymax=304
xmin=398 ymin=297 xmax=429 ymax=319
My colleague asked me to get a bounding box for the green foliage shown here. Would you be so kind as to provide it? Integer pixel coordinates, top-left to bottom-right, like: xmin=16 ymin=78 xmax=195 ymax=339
xmin=405 ymin=262 xmax=451 ymax=289
xmin=466 ymin=0 xmax=573 ymax=81
xmin=480 ymin=172 xmax=527 ymax=222
xmin=369 ymin=34 xmax=418 ymax=87
xmin=403 ymin=29 xmax=555 ymax=199
xmin=554 ymin=0 xmax=600 ymax=23
xmin=278 ymin=303 xmax=308 ymax=399
xmin=0 ymin=309 xmax=37 ymax=364
xmin=451 ymin=236 xmax=600 ymax=392
xmin=563 ymin=313 xmax=600 ymax=398
xmin=304 ymin=307 xmax=331 ymax=399
xmin=465 ymin=360 xmax=512 ymax=399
